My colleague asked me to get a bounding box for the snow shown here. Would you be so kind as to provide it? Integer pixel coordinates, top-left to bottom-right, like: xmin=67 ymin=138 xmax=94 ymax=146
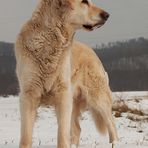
xmin=113 ymin=91 xmax=148 ymax=101
xmin=0 ymin=92 xmax=148 ymax=147
xmin=0 ymin=145 xmax=148 ymax=148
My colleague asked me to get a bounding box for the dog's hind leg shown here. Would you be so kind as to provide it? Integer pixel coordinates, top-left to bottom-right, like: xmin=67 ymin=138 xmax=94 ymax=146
xmin=19 ymin=90 xmax=40 ymax=148
xmin=88 ymin=91 xmax=118 ymax=144
xmin=70 ymin=101 xmax=81 ymax=148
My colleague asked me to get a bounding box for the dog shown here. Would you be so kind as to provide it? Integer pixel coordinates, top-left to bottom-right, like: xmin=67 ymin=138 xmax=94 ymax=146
xmin=15 ymin=0 xmax=116 ymax=148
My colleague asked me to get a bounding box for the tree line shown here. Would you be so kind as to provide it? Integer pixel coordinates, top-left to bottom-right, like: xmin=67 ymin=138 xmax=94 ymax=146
xmin=94 ymin=37 xmax=148 ymax=91
xmin=0 ymin=37 xmax=148 ymax=95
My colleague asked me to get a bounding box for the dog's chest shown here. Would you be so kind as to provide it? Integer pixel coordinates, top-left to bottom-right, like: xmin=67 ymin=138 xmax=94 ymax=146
xmin=43 ymin=49 xmax=72 ymax=94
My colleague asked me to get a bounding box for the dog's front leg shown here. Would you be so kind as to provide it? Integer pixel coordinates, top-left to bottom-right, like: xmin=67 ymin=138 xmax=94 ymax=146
xmin=56 ymin=86 xmax=73 ymax=148
xmin=19 ymin=91 xmax=40 ymax=148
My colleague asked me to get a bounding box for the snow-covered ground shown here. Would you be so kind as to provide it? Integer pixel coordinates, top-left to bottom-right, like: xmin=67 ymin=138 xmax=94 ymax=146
xmin=0 ymin=92 xmax=148 ymax=147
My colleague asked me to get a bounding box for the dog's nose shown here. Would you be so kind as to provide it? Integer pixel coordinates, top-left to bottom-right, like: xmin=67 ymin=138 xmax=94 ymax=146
xmin=100 ymin=11 xmax=110 ymax=21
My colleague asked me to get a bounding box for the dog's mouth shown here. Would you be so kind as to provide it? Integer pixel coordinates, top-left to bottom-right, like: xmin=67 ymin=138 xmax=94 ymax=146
xmin=83 ymin=21 xmax=105 ymax=31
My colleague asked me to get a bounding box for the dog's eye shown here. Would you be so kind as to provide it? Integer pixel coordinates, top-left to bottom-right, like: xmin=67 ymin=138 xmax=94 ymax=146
xmin=81 ymin=0 xmax=89 ymax=5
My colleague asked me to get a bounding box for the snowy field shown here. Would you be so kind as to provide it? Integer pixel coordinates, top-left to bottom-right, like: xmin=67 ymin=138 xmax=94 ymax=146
xmin=0 ymin=92 xmax=148 ymax=147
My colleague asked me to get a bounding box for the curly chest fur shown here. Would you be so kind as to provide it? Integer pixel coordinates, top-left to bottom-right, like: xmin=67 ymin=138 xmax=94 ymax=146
xmin=21 ymin=25 xmax=72 ymax=75
xmin=40 ymin=51 xmax=72 ymax=106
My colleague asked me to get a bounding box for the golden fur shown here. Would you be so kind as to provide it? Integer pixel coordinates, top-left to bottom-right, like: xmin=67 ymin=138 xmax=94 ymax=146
xmin=15 ymin=0 xmax=117 ymax=148
xmin=71 ymin=41 xmax=118 ymax=147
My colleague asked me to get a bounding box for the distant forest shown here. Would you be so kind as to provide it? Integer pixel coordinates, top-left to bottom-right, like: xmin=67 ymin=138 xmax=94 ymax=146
xmin=0 ymin=37 xmax=148 ymax=95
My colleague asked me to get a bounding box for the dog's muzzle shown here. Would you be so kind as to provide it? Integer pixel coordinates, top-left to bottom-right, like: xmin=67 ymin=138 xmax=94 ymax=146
xmin=83 ymin=11 xmax=109 ymax=31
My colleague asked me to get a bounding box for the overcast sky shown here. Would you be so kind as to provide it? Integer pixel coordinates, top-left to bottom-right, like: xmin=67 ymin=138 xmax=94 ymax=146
xmin=0 ymin=0 xmax=148 ymax=46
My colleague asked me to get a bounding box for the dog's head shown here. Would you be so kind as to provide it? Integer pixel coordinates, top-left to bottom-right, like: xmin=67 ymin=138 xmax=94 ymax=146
xmin=56 ymin=0 xmax=109 ymax=31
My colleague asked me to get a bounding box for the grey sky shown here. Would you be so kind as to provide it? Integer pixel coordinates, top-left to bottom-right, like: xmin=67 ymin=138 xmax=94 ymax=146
xmin=0 ymin=0 xmax=148 ymax=46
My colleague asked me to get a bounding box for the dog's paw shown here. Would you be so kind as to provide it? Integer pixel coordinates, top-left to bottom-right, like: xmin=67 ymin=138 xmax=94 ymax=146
xmin=112 ymin=140 xmax=119 ymax=148
xmin=71 ymin=144 xmax=78 ymax=148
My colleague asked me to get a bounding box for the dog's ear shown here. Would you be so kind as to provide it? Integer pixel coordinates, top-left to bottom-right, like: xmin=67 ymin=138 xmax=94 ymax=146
xmin=57 ymin=0 xmax=72 ymax=7
xmin=58 ymin=0 xmax=65 ymax=6
xmin=56 ymin=0 xmax=73 ymax=10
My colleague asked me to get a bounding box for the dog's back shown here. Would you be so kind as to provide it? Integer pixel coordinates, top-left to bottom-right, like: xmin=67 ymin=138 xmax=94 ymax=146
xmin=72 ymin=41 xmax=110 ymax=101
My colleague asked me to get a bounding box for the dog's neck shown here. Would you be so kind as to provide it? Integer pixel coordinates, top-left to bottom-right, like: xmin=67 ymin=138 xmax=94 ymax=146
xmin=32 ymin=0 xmax=75 ymax=48
xmin=23 ymin=0 xmax=75 ymax=76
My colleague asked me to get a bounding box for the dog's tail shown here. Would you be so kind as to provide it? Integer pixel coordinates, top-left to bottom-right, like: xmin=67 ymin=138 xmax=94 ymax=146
xmin=91 ymin=108 xmax=107 ymax=134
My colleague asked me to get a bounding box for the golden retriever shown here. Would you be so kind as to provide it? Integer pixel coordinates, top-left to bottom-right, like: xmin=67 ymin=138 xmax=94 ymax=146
xmin=15 ymin=0 xmax=117 ymax=148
